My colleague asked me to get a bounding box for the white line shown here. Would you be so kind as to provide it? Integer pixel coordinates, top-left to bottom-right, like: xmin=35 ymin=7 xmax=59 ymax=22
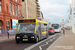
xmin=39 ymin=39 xmax=51 ymax=50
xmin=39 ymin=46 xmax=42 ymax=50
xmin=50 ymin=39 xmax=52 ymax=41
xmin=39 ymin=33 xmax=59 ymax=50
xmin=53 ymin=38 xmax=55 ymax=39
xmin=47 ymin=33 xmax=62 ymax=50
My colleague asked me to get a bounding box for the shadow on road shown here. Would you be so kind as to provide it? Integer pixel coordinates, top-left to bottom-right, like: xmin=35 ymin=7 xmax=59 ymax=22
xmin=16 ymin=41 xmax=36 ymax=44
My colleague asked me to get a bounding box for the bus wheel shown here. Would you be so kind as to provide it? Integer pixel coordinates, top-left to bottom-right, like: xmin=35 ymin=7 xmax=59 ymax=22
xmin=35 ymin=37 xmax=39 ymax=43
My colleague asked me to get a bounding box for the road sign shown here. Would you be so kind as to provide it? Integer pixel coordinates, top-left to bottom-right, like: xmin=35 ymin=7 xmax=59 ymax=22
xmin=62 ymin=19 xmax=64 ymax=21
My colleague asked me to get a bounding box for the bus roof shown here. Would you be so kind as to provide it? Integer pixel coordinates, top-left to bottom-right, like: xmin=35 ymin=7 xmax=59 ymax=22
xmin=18 ymin=18 xmax=48 ymax=24
xmin=36 ymin=19 xmax=47 ymax=24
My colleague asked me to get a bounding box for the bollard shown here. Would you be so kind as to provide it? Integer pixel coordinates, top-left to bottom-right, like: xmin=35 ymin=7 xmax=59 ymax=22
xmin=7 ymin=29 xmax=9 ymax=39
xmin=8 ymin=32 xmax=9 ymax=39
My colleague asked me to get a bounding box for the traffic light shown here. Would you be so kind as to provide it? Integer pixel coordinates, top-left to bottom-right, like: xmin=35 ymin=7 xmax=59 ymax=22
xmin=7 ymin=20 xmax=9 ymax=39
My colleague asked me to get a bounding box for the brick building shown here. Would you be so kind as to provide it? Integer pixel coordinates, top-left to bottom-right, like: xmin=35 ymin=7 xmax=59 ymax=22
xmin=0 ymin=0 xmax=22 ymax=30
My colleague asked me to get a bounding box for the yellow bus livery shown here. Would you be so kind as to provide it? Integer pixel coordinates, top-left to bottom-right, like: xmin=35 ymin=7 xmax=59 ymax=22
xmin=15 ymin=19 xmax=48 ymax=43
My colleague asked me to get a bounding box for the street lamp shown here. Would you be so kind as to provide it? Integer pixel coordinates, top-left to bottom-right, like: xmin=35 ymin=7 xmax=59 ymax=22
xmin=18 ymin=5 xmax=20 ymax=19
xmin=71 ymin=0 xmax=75 ymax=33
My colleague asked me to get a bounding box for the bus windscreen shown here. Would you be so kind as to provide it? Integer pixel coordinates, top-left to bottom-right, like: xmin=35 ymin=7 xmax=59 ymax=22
xmin=17 ymin=24 xmax=35 ymax=33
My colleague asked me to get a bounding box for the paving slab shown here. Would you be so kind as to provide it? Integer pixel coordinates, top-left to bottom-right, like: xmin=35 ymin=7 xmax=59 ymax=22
xmin=0 ymin=36 xmax=15 ymax=43
xmin=47 ymin=30 xmax=75 ymax=50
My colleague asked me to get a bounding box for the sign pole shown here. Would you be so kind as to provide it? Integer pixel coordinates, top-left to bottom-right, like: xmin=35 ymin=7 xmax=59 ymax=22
xmin=72 ymin=0 xmax=75 ymax=33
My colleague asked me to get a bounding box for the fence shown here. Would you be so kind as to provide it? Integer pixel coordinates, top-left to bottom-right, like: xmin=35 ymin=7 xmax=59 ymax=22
xmin=0 ymin=29 xmax=16 ymax=37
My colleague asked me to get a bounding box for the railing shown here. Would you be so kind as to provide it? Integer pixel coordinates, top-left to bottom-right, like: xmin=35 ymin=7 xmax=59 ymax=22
xmin=0 ymin=29 xmax=16 ymax=37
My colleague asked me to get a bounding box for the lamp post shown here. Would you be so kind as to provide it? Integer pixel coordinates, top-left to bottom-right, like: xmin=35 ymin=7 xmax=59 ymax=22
xmin=18 ymin=5 xmax=20 ymax=19
xmin=71 ymin=0 xmax=75 ymax=33
xmin=62 ymin=19 xmax=65 ymax=35
xmin=7 ymin=20 xmax=9 ymax=39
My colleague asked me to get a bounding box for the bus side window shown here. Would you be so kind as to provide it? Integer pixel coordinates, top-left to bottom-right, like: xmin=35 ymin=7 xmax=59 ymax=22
xmin=46 ymin=27 xmax=47 ymax=31
xmin=41 ymin=23 xmax=44 ymax=32
xmin=44 ymin=24 xmax=47 ymax=32
xmin=36 ymin=23 xmax=40 ymax=33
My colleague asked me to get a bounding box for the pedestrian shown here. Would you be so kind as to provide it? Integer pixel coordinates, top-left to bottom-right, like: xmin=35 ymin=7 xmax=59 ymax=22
xmin=7 ymin=29 xmax=9 ymax=39
xmin=63 ymin=27 xmax=65 ymax=35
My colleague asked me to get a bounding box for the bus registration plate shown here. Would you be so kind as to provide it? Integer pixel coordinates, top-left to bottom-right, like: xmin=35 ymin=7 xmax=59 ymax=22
xmin=23 ymin=39 xmax=28 ymax=41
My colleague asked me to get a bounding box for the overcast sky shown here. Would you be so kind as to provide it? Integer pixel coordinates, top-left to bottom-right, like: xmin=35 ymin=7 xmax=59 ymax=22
xmin=39 ymin=0 xmax=72 ymax=24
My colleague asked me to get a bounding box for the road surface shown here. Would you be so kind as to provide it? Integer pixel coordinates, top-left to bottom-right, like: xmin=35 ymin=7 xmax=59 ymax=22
xmin=0 ymin=32 xmax=62 ymax=50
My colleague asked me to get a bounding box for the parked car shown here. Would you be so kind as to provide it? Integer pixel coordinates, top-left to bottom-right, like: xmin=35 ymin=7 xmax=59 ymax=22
xmin=48 ymin=27 xmax=55 ymax=35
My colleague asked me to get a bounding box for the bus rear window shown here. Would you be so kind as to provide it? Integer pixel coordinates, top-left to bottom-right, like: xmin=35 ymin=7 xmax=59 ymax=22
xmin=54 ymin=27 xmax=59 ymax=29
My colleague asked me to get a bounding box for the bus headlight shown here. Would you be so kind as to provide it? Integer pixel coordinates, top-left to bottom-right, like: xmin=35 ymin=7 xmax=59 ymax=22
xmin=17 ymin=37 xmax=20 ymax=38
xmin=31 ymin=36 xmax=34 ymax=38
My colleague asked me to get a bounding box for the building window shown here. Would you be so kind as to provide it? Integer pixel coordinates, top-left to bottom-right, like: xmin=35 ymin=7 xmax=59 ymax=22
xmin=15 ymin=5 xmax=17 ymax=16
xmin=20 ymin=10 xmax=22 ymax=16
xmin=7 ymin=6 xmax=8 ymax=13
xmin=13 ymin=4 xmax=14 ymax=15
xmin=22 ymin=0 xmax=24 ymax=2
xmin=10 ymin=3 xmax=12 ymax=14
xmin=0 ymin=0 xmax=2 ymax=12
xmin=0 ymin=0 xmax=1 ymax=4
xmin=0 ymin=5 xmax=1 ymax=12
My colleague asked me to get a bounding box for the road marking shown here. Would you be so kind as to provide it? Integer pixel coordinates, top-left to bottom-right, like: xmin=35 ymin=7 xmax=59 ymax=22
xmin=50 ymin=39 xmax=52 ymax=41
xmin=53 ymin=38 xmax=55 ymax=39
xmin=24 ymin=34 xmax=58 ymax=50
xmin=39 ymin=33 xmax=58 ymax=50
xmin=39 ymin=42 xmax=49 ymax=50
xmin=47 ymin=33 xmax=62 ymax=50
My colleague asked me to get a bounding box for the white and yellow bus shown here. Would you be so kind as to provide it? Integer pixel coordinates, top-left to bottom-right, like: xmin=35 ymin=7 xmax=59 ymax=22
xmin=15 ymin=19 xmax=48 ymax=43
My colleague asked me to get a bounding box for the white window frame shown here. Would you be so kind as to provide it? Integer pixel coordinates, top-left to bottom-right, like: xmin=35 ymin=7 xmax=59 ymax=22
xmin=16 ymin=5 xmax=17 ymax=16
xmin=10 ymin=3 xmax=12 ymax=14
xmin=13 ymin=4 xmax=14 ymax=15
xmin=0 ymin=0 xmax=1 ymax=12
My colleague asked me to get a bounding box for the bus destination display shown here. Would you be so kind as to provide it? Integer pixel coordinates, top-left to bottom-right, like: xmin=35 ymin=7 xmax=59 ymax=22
xmin=18 ymin=19 xmax=36 ymax=23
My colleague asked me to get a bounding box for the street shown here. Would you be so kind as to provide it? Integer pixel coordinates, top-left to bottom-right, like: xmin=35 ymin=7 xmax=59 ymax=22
xmin=0 ymin=32 xmax=62 ymax=50
xmin=0 ymin=40 xmax=35 ymax=50
xmin=0 ymin=0 xmax=75 ymax=50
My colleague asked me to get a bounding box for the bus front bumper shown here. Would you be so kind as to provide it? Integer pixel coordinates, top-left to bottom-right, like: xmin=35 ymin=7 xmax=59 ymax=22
xmin=16 ymin=37 xmax=36 ymax=41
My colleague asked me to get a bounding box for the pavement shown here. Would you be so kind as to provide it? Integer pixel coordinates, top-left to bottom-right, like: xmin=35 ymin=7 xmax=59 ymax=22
xmin=47 ymin=30 xmax=75 ymax=50
xmin=0 ymin=36 xmax=15 ymax=43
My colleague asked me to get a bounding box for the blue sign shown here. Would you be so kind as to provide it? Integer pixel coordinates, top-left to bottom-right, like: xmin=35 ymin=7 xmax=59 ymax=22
xmin=12 ymin=19 xmax=18 ymax=29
